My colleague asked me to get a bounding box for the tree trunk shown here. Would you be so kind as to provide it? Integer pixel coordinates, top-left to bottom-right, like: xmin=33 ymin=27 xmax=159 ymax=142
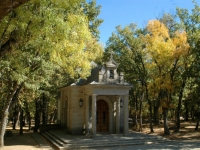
xmin=195 ymin=116 xmax=199 ymax=131
xmin=24 ymin=100 xmax=31 ymax=130
xmin=12 ymin=111 xmax=20 ymax=130
xmin=148 ymin=100 xmax=154 ymax=133
xmin=154 ymin=100 xmax=160 ymax=125
xmin=34 ymin=99 xmax=41 ymax=132
xmin=185 ymin=101 xmax=189 ymax=121
xmin=139 ymin=92 xmax=144 ymax=132
xmin=15 ymin=111 xmax=20 ymax=128
xmin=27 ymin=112 xmax=31 ymax=130
xmin=191 ymin=105 xmax=194 ymax=120
xmin=0 ymin=0 xmax=30 ymax=21
xmin=144 ymin=82 xmax=154 ymax=133
xmin=10 ymin=83 xmax=23 ymax=130
xmin=139 ymin=101 xmax=143 ymax=132
xmin=133 ymin=96 xmax=138 ymax=129
xmin=12 ymin=105 xmax=18 ymax=130
xmin=176 ymin=81 xmax=185 ymax=130
xmin=13 ymin=115 xmax=17 ymax=130
xmin=0 ymin=107 xmax=9 ymax=147
xmin=50 ymin=109 xmax=57 ymax=123
xmin=53 ymin=111 xmax=57 ymax=123
xmin=20 ymin=110 xmax=23 ymax=135
xmin=42 ymin=93 xmax=47 ymax=125
xmin=0 ymin=82 xmax=18 ymax=147
xmin=163 ymin=108 xmax=170 ymax=135
xmin=170 ymin=109 xmax=174 ymax=119
xmin=176 ymin=104 xmax=181 ymax=130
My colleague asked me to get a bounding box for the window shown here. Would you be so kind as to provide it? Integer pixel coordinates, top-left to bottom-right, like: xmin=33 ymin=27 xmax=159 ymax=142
xmin=109 ymin=69 xmax=114 ymax=79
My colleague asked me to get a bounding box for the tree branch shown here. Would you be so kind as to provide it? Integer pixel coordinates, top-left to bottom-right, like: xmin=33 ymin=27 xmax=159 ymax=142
xmin=0 ymin=0 xmax=30 ymax=21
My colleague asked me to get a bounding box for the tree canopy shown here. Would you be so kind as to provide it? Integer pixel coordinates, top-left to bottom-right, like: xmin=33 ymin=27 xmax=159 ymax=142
xmin=104 ymin=1 xmax=200 ymax=135
xmin=0 ymin=0 xmax=103 ymax=147
xmin=1 ymin=0 xmax=200 ymax=147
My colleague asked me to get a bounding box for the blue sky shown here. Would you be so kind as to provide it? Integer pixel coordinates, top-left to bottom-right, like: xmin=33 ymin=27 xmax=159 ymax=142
xmin=95 ymin=0 xmax=198 ymax=46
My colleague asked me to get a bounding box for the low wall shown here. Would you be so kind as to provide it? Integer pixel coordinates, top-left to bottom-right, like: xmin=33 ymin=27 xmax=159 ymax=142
xmin=40 ymin=124 xmax=61 ymax=133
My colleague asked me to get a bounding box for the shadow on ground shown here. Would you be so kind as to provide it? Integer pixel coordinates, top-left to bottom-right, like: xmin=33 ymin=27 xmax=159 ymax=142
xmin=4 ymin=129 xmax=40 ymax=148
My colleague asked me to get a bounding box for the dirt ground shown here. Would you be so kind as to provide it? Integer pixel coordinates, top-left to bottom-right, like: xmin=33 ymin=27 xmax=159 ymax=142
xmin=1 ymin=123 xmax=45 ymax=150
xmin=2 ymin=129 xmax=42 ymax=150
xmin=140 ymin=120 xmax=200 ymax=140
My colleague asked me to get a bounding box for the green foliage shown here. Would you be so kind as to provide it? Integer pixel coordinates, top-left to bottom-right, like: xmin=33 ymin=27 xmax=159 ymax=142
xmin=104 ymin=2 xmax=200 ymax=130
xmin=176 ymin=0 xmax=200 ymax=109
xmin=83 ymin=0 xmax=103 ymax=39
xmin=0 ymin=0 xmax=103 ymax=129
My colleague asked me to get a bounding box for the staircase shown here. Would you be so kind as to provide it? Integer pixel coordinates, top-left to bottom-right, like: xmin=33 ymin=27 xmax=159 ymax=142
xmin=42 ymin=130 xmax=169 ymax=150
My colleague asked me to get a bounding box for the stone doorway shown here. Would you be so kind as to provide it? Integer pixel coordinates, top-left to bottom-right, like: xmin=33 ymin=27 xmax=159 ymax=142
xmin=96 ymin=100 xmax=109 ymax=132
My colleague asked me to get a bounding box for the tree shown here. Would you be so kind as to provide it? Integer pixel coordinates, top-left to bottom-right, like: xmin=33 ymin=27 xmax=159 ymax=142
xmin=159 ymin=13 xmax=192 ymax=130
xmin=144 ymin=20 xmax=189 ymax=134
xmin=176 ymin=0 xmax=200 ymax=129
xmin=83 ymin=0 xmax=103 ymax=39
xmin=0 ymin=0 xmax=103 ymax=147
xmin=105 ymin=24 xmax=154 ymax=132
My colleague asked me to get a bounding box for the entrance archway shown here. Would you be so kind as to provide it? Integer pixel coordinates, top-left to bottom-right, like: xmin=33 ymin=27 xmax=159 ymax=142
xmin=96 ymin=100 xmax=109 ymax=132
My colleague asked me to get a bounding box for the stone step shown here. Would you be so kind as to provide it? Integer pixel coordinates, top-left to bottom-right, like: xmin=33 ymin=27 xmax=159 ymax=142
xmin=42 ymin=130 xmax=169 ymax=150
xmin=32 ymin=133 xmax=54 ymax=150
xmin=47 ymin=131 xmax=68 ymax=145
xmin=48 ymin=130 xmax=164 ymax=143
xmin=42 ymin=132 xmax=65 ymax=149
xmin=65 ymin=138 xmax=167 ymax=149
xmin=60 ymin=137 xmax=165 ymax=145
xmin=66 ymin=141 xmax=168 ymax=150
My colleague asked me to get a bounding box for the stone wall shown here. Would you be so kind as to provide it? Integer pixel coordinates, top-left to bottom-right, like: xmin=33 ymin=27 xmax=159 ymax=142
xmin=68 ymin=87 xmax=85 ymax=135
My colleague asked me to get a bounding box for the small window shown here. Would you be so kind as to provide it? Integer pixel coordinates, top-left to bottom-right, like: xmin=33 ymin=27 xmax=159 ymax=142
xmin=109 ymin=69 xmax=114 ymax=79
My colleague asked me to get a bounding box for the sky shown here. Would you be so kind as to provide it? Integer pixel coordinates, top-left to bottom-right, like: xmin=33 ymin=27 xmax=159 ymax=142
xmin=94 ymin=0 xmax=198 ymax=46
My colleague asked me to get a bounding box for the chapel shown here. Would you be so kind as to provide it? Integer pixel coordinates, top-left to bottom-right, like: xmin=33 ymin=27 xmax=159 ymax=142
xmin=57 ymin=56 xmax=133 ymax=136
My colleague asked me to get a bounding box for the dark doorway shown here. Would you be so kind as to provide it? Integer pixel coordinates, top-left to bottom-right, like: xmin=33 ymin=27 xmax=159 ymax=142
xmin=96 ymin=100 xmax=109 ymax=132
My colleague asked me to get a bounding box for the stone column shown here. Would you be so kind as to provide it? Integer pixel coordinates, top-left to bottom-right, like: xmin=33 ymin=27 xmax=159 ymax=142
xmin=92 ymin=94 xmax=97 ymax=136
xmin=123 ymin=95 xmax=129 ymax=136
xmin=116 ymin=96 xmax=120 ymax=133
xmin=85 ymin=95 xmax=89 ymax=135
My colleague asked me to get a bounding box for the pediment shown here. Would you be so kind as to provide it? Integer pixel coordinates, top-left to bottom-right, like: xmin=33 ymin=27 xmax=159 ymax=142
xmin=105 ymin=56 xmax=118 ymax=68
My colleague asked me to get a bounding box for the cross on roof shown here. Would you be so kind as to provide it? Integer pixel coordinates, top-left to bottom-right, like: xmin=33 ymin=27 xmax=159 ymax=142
xmin=109 ymin=51 xmax=114 ymax=61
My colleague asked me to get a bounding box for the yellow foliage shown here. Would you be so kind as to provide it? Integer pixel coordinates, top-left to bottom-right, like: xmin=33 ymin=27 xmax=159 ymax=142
xmin=50 ymin=14 xmax=103 ymax=78
xmin=145 ymin=20 xmax=189 ymax=66
xmin=172 ymin=31 xmax=190 ymax=57
xmin=147 ymin=20 xmax=169 ymax=39
xmin=144 ymin=20 xmax=190 ymax=109
xmin=145 ymin=21 xmax=176 ymax=69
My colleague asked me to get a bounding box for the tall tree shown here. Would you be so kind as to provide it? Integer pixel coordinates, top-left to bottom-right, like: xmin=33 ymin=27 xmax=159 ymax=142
xmin=144 ymin=20 xmax=189 ymax=134
xmin=176 ymin=0 xmax=200 ymax=129
xmin=0 ymin=0 xmax=103 ymax=147
xmin=106 ymin=24 xmax=154 ymax=132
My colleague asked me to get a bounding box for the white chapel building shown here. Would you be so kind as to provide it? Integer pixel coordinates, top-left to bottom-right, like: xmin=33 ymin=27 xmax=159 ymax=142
xmin=57 ymin=56 xmax=133 ymax=136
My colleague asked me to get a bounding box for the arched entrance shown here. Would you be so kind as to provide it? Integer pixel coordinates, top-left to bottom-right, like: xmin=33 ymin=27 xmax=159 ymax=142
xmin=96 ymin=100 xmax=109 ymax=132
